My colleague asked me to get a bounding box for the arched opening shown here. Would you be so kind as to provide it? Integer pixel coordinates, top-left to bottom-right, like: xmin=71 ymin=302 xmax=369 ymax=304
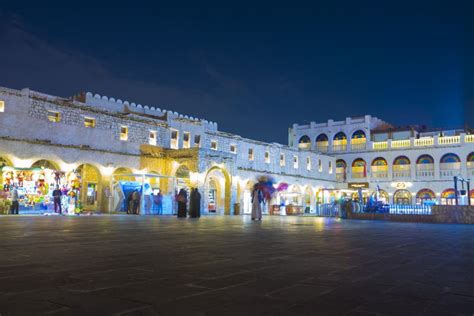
xmin=242 ymin=180 xmax=255 ymax=215
xmin=335 ymin=159 xmax=346 ymax=181
xmin=298 ymin=135 xmax=311 ymax=150
xmin=467 ymin=153 xmax=474 ymax=176
xmin=441 ymin=189 xmax=457 ymax=205
xmin=75 ymin=164 xmax=101 ymax=211
xmin=416 ymin=154 xmax=435 ymax=178
xmin=393 ymin=156 xmax=411 ymax=179
xmin=31 ymin=159 xmax=59 ymax=170
xmin=204 ymin=166 xmax=231 ymax=215
xmin=470 ymin=189 xmax=474 ymax=206
xmin=371 ymin=157 xmax=388 ymax=179
xmin=416 ymin=189 xmax=436 ymax=205
xmin=284 ymin=185 xmax=304 ymax=215
xmin=0 ymin=156 xmax=12 ymax=187
xmin=440 ymin=153 xmax=461 ymax=178
xmin=351 ymin=130 xmax=367 ymax=150
xmin=333 ymin=132 xmax=347 ymax=152
xmin=351 ymin=158 xmax=367 ymax=179
xmin=113 ymin=168 xmax=136 ymax=182
xmin=393 ymin=189 xmax=412 ymax=205
xmin=175 ymin=164 xmax=191 ymax=194
xmin=315 ymin=134 xmax=329 ymax=152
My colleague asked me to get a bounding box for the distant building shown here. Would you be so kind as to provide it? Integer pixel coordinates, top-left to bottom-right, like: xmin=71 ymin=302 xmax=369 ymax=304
xmin=290 ymin=115 xmax=474 ymax=206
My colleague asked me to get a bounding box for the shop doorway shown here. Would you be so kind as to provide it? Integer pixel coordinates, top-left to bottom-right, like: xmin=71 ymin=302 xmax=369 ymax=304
xmin=111 ymin=172 xmax=176 ymax=215
xmin=393 ymin=189 xmax=412 ymax=205
xmin=204 ymin=166 xmax=231 ymax=215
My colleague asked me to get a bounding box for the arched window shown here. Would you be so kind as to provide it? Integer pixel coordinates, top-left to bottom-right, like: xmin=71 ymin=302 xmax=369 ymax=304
xmin=416 ymin=189 xmax=436 ymax=205
xmin=298 ymin=135 xmax=311 ymax=150
xmin=393 ymin=156 xmax=410 ymax=178
xmin=440 ymin=153 xmax=461 ymax=164
xmin=439 ymin=154 xmax=461 ymax=178
xmin=441 ymin=189 xmax=457 ymax=205
xmin=335 ymin=159 xmax=346 ymax=181
xmin=315 ymin=134 xmax=329 ymax=152
xmin=333 ymin=132 xmax=346 ymax=140
xmin=416 ymin=155 xmax=434 ymax=165
xmin=351 ymin=130 xmax=367 ymax=150
xmin=393 ymin=189 xmax=412 ymax=205
xmin=468 ymin=152 xmax=474 ymax=171
xmin=333 ymin=132 xmax=347 ymax=152
xmin=371 ymin=157 xmax=388 ymax=178
xmin=316 ymin=133 xmax=328 ymax=142
xmin=416 ymin=154 xmax=434 ymax=178
xmin=352 ymin=130 xmax=366 ymax=139
xmin=351 ymin=158 xmax=367 ymax=178
xmin=393 ymin=156 xmax=410 ymax=165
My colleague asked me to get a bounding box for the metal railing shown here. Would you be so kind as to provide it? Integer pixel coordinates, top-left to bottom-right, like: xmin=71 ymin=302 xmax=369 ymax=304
xmin=388 ymin=204 xmax=432 ymax=215
xmin=315 ymin=203 xmax=340 ymax=217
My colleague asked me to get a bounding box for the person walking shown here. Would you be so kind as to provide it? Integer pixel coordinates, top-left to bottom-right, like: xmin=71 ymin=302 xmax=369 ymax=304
xmin=52 ymin=186 xmax=62 ymax=214
xmin=10 ymin=186 xmax=19 ymax=215
xmin=189 ymin=188 xmax=201 ymax=218
xmin=153 ymin=190 xmax=163 ymax=215
xmin=251 ymin=185 xmax=263 ymax=221
xmin=176 ymin=188 xmax=188 ymax=218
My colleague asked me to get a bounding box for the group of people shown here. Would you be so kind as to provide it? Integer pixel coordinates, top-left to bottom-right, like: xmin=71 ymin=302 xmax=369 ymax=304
xmin=126 ymin=190 xmax=141 ymax=215
xmin=176 ymin=188 xmax=201 ymax=218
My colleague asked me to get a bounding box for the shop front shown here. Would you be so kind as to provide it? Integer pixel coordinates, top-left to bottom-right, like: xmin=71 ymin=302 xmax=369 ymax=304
xmin=1 ymin=163 xmax=78 ymax=214
xmin=111 ymin=172 xmax=176 ymax=215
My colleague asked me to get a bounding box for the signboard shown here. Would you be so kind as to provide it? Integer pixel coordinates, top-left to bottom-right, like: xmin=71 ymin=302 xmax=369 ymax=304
xmin=348 ymin=182 xmax=369 ymax=189
xmin=390 ymin=182 xmax=413 ymax=189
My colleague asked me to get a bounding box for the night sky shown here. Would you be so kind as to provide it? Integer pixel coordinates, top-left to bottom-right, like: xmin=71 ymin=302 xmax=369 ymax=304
xmin=0 ymin=3 xmax=472 ymax=143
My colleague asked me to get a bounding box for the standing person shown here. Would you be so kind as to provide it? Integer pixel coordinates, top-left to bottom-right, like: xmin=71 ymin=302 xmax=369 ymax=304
xmin=189 ymin=188 xmax=202 ymax=218
xmin=10 ymin=185 xmax=19 ymax=215
xmin=132 ymin=190 xmax=140 ymax=215
xmin=176 ymin=188 xmax=188 ymax=218
xmin=153 ymin=189 xmax=163 ymax=215
xmin=52 ymin=186 xmax=62 ymax=214
xmin=251 ymin=185 xmax=263 ymax=221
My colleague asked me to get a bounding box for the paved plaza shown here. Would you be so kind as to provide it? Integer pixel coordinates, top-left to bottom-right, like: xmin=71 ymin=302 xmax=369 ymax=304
xmin=0 ymin=215 xmax=473 ymax=315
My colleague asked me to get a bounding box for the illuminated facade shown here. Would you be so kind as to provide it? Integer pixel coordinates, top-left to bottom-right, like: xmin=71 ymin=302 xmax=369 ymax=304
xmin=290 ymin=115 xmax=474 ymax=206
xmin=0 ymin=87 xmax=336 ymax=215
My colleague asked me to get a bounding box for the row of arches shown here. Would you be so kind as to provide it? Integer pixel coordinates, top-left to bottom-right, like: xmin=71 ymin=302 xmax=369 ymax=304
xmin=298 ymin=130 xmax=367 ymax=149
xmin=338 ymin=153 xmax=468 ymax=168
xmin=336 ymin=152 xmax=473 ymax=180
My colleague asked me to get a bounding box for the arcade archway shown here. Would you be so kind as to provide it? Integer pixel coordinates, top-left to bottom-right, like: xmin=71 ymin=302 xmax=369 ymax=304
xmin=204 ymin=166 xmax=231 ymax=215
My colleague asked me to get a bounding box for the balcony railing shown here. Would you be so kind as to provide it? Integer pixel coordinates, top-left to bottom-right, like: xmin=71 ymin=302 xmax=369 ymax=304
xmin=416 ymin=170 xmax=435 ymax=178
xmin=351 ymin=172 xmax=367 ymax=179
xmin=333 ymin=140 xmax=347 ymax=152
xmin=350 ymin=138 xmax=367 ymax=150
xmin=351 ymin=134 xmax=472 ymax=153
xmin=392 ymin=170 xmax=411 ymax=179
xmin=316 ymin=141 xmax=329 ymax=152
xmin=440 ymin=162 xmax=461 ymax=178
xmin=373 ymin=141 xmax=388 ymax=150
xmin=391 ymin=139 xmax=411 ymax=148
xmin=414 ymin=137 xmax=434 ymax=147
xmin=336 ymin=173 xmax=346 ymax=182
xmin=439 ymin=136 xmax=460 ymax=145
xmin=371 ymin=171 xmax=388 ymax=179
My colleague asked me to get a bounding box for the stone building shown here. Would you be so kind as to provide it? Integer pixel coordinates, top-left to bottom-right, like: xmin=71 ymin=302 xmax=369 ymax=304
xmin=290 ymin=115 xmax=474 ymax=206
xmin=0 ymin=86 xmax=335 ymax=215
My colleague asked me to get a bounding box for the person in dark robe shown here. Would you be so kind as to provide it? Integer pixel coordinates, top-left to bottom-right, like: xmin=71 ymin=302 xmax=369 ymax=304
xmin=176 ymin=188 xmax=188 ymax=218
xmin=189 ymin=188 xmax=202 ymax=218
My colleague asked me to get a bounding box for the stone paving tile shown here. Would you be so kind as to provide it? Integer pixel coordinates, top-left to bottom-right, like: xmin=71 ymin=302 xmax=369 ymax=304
xmin=0 ymin=216 xmax=473 ymax=315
